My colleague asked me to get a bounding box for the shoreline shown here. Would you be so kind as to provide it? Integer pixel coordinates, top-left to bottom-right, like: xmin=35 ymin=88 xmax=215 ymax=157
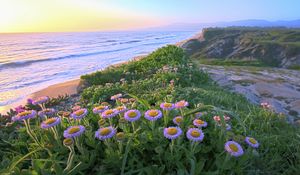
xmin=0 ymin=55 xmax=147 ymax=115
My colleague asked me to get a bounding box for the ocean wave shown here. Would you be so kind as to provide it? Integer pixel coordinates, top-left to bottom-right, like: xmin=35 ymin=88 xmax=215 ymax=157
xmin=119 ymin=40 xmax=141 ymax=44
xmin=0 ymin=46 xmax=135 ymax=69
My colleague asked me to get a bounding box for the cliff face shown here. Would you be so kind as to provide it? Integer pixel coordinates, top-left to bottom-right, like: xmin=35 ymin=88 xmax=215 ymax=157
xmin=180 ymin=28 xmax=300 ymax=68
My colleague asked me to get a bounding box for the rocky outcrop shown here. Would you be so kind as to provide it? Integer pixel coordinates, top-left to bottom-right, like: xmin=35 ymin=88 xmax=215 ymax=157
xmin=180 ymin=28 xmax=300 ymax=68
xmin=201 ymin=64 xmax=300 ymax=122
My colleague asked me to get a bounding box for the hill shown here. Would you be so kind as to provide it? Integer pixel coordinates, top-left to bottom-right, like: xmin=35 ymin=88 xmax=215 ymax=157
xmin=180 ymin=27 xmax=300 ymax=68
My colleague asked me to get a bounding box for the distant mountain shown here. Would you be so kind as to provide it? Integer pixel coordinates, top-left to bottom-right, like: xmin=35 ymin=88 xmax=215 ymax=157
xmin=148 ymin=19 xmax=300 ymax=31
xmin=179 ymin=27 xmax=300 ymax=68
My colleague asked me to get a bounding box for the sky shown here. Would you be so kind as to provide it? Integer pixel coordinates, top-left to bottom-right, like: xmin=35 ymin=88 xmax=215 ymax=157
xmin=0 ymin=0 xmax=299 ymax=33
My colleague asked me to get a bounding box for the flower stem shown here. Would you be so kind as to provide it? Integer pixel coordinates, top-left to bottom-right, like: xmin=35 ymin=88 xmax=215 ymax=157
xmin=121 ymin=136 xmax=132 ymax=175
xmin=24 ymin=119 xmax=42 ymax=148
xmin=74 ymin=137 xmax=84 ymax=155
xmin=170 ymin=139 xmax=175 ymax=155
xmin=64 ymin=146 xmax=75 ymax=173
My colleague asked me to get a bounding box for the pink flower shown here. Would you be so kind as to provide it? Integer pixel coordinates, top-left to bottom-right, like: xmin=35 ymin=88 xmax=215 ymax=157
xmin=213 ymin=116 xmax=221 ymax=122
xmin=14 ymin=105 xmax=25 ymax=113
xmin=214 ymin=115 xmax=230 ymax=122
xmin=260 ymin=102 xmax=271 ymax=109
xmin=72 ymin=105 xmax=81 ymax=112
xmin=224 ymin=115 xmax=231 ymax=121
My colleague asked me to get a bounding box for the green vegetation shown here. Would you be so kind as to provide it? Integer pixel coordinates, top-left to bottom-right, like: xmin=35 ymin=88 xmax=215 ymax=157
xmin=1 ymin=46 xmax=300 ymax=174
xmin=184 ymin=27 xmax=300 ymax=67
xmin=197 ymin=58 xmax=267 ymax=67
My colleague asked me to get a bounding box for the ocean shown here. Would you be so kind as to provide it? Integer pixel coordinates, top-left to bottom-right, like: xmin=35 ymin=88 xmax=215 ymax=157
xmin=0 ymin=31 xmax=196 ymax=110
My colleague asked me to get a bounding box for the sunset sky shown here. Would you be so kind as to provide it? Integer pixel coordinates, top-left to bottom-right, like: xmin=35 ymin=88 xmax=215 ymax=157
xmin=0 ymin=0 xmax=299 ymax=33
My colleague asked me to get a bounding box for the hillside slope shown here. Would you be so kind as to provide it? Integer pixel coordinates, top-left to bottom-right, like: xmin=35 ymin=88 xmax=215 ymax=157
xmin=180 ymin=27 xmax=300 ymax=68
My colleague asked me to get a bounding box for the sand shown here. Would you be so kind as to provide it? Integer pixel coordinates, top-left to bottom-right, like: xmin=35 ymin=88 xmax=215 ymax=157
xmin=31 ymin=79 xmax=80 ymax=99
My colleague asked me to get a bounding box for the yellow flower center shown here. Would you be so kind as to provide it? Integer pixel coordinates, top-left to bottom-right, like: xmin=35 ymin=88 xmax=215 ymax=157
xmin=95 ymin=106 xmax=106 ymax=110
xmin=148 ymin=110 xmax=158 ymax=117
xmin=68 ymin=127 xmax=80 ymax=134
xmin=128 ymin=111 xmax=137 ymax=118
xmin=249 ymin=138 xmax=257 ymax=144
xmin=19 ymin=111 xmax=32 ymax=116
xmin=44 ymin=109 xmax=52 ymax=112
xmin=45 ymin=118 xmax=57 ymax=124
xmin=167 ymin=128 xmax=178 ymax=135
xmin=195 ymin=119 xmax=204 ymax=125
xmin=163 ymin=103 xmax=172 ymax=108
xmin=100 ymin=128 xmax=111 ymax=136
xmin=175 ymin=117 xmax=183 ymax=123
xmin=229 ymin=143 xmax=239 ymax=152
xmin=191 ymin=130 xmax=200 ymax=137
xmin=104 ymin=110 xmax=114 ymax=115
xmin=75 ymin=110 xmax=84 ymax=116
xmin=116 ymin=106 xmax=125 ymax=111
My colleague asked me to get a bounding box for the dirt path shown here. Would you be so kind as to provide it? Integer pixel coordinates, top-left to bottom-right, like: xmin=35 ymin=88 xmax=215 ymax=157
xmin=201 ymin=65 xmax=300 ymax=122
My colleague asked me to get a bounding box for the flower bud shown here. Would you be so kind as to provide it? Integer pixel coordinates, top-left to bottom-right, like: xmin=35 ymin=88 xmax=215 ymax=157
xmin=116 ymin=132 xmax=125 ymax=141
xmin=63 ymin=138 xmax=74 ymax=147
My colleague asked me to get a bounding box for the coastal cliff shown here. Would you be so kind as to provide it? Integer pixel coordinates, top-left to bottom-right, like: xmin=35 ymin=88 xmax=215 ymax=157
xmin=179 ymin=27 xmax=300 ymax=68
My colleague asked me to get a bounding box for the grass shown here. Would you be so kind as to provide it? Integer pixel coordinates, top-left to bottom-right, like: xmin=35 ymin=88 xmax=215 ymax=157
xmin=188 ymin=27 xmax=300 ymax=68
xmin=0 ymin=45 xmax=300 ymax=174
xmin=196 ymin=58 xmax=268 ymax=67
xmin=288 ymin=65 xmax=300 ymax=71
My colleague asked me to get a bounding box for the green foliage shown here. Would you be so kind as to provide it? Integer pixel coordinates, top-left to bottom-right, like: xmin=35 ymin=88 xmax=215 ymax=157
xmin=196 ymin=58 xmax=267 ymax=67
xmin=1 ymin=45 xmax=300 ymax=174
xmin=188 ymin=27 xmax=300 ymax=67
xmin=81 ymin=45 xmax=187 ymax=86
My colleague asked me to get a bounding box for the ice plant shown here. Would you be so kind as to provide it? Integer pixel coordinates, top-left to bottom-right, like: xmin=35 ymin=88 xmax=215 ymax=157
xmin=41 ymin=117 xmax=61 ymax=129
xmin=175 ymin=100 xmax=189 ymax=108
xmin=63 ymin=125 xmax=85 ymax=138
xmin=193 ymin=119 xmax=207 ymax=128
xmin=95 ymin=126 xmax=116 ymax=140
xmin=144 ymin=109 xmax=162 ymax=121
xmin=186 ymin=128 xmax=204 ymax=142
xmin=173 ymin=116 xmax=183 ymax=125
xmin=93 ymin=105 xmax=109 ymax=114
xmin=160 ymin=102 xmax=175 ymax=110
xmin=163 ymin=126 xmax=182 ymax=140
xmin=38 ymin=108 xmax=55 ymax=117
xmin=224 ymin=141 xmax=244 ymax=157
xmin=114 ymin=106 xmax=127 ymax=114
xmin=245 ymin=137 xmax=259 ymax=148
xmin=101 ymin=109 xmax=118 ymax=119
xmin=32 ymin=96 xmax=49 ymax=105
xmin=124 ymin=110 xmax=141 ymax=122
xmin=111 ymin=93 xmax=122 ymax=100
xmin=12 ymin=110 xmax=37 ymax=122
